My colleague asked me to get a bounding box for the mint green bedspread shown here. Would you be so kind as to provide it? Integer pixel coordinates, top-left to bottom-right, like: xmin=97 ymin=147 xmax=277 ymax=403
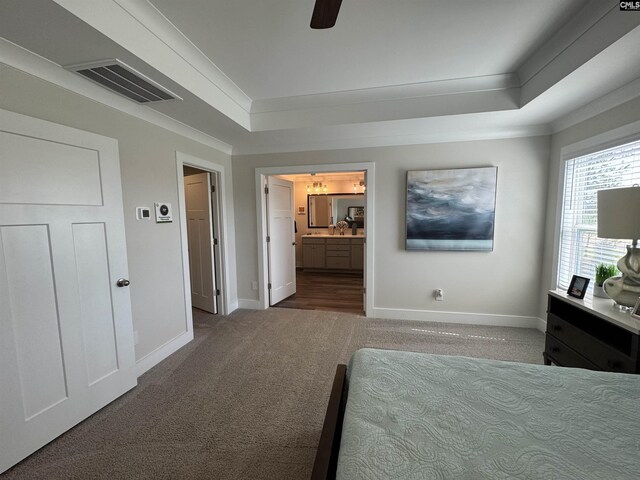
xmin=336 ymin=348 xmax=640 ymax=479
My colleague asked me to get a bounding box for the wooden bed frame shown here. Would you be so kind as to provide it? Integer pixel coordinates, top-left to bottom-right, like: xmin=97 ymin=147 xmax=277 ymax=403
xmin=310 ymin=364 xmax=348 ymax=480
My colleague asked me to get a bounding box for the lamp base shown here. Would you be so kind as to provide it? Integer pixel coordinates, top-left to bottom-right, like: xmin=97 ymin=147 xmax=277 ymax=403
xmin=603 ymin=243 xmax=640 ymax=307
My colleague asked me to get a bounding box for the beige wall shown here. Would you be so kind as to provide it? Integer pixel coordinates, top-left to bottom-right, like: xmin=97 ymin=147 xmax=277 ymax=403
xmin=0 ymin=64 xmax=237 ymax=366
xmin=539 ymin=96 xmax=640 ymax=318
xmin=234 ymin=136 xmax=551 ymax=325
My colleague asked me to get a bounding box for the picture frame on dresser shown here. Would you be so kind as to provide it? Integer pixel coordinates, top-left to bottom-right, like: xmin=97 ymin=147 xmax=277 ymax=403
xmin=567 ymin=274 xmax=590 ymax=299
xmin=632 ymin=297 xmax=640 ymax=320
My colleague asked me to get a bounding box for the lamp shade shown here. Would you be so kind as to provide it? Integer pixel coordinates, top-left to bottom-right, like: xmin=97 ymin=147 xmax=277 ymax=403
xmin=597 ymin=186 xmax=640 ymax=239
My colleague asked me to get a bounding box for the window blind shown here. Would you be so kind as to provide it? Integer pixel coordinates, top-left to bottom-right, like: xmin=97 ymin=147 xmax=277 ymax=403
xmin=558 ymin=139 xmax=640 ymax=290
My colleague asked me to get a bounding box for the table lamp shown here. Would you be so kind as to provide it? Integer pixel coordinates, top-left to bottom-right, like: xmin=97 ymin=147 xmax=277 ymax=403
xmin=597 ymin=186 xmax=640 ymax=308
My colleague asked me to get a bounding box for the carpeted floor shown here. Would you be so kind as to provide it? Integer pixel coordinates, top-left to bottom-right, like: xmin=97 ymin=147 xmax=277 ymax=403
xmin=3 ymin=308 xmax=544 ymax=479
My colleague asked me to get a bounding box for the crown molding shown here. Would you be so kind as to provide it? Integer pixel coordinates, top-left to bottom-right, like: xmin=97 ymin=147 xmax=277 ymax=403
xmin=250 ymin=83 xmax=521 ymax=132
xmin=519 ymin=1 xmax=640 ymax=106
xmin=231 ymin=124 xmax=550 ymax=156
xmin=52 ymin=0 xmax=252 ymax=129
xmin=0 ymin=38 xmax=232 ymax=155
xmin=551 ymin=77 xmax=640 ymax=134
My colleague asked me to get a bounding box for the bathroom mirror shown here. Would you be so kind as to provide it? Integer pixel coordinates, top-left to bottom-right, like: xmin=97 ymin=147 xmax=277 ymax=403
xmin=308 ymin=193 xmax=365 ymax=228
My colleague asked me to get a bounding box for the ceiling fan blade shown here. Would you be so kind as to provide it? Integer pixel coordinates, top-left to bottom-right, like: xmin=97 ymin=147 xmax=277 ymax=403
xmin=310 ymin=0 xmax=343 ymax=29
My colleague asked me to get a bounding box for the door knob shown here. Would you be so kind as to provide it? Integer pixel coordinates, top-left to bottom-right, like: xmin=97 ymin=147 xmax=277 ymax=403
xmin=116 ymin=278 xmax=130 ymax=287
xmin=292 ymin=242 xmax=296 ymax=246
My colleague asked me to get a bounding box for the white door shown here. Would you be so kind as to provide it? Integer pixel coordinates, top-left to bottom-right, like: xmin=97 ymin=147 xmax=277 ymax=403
xmin=0 ymin=109 xmax=137 ymax=473
xmin=185 ymin=172 xmax=217 ymax=314
xmin=266 ymin=176 xmax=296 ymax=305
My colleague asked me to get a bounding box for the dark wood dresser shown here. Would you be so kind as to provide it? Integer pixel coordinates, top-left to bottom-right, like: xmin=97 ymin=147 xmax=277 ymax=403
xmin=544 ymin=291 xmax=640 ymax=374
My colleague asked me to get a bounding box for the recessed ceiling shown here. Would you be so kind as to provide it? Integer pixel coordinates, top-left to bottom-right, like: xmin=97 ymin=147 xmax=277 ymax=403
xmin=149 ymin=0 xmax=584 ymax=100
xmin=1 ymin=0 xmax=640 ymax=155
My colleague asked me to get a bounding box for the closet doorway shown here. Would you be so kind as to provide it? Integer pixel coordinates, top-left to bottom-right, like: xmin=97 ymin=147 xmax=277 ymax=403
xmin=182 ymin=165 xmax=223 ymax=315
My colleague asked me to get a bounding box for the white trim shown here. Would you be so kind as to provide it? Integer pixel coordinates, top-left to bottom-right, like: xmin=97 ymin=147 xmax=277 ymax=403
xmin=535 ymin=317 xmax=547 ymax=333
xmin=135 ymin=330 xmax=193 ymax=376
xmin=232 ymin=125 xmax=549 ymax=156
xmin=255 ymin=162 xmax=375 ymax=316
xmin=237 ymin=299 xmax=263 ymax=310
xmin=551 ymin=77 xmax=640 ymax=134
xmin=0 ymin=37 xmax=232 ymax=154
xmin=176 ymin=151 xmax=234 ymax=318
xmin=371 ymin=307 xmax=540 ymax=329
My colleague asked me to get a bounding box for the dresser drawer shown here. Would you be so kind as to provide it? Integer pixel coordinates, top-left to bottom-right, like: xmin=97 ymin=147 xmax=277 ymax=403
xmin=326 ymin=250 xmax=349 ymax=257
xmin=544 ymin=335 xmax=600 ymax=371
xmin=547 ymin=314 xmax=635 ymax=373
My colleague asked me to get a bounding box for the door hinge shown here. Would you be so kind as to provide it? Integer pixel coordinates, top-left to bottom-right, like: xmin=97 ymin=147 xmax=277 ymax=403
xmin=211 ymin=185 xmax=216 ymax=193
xmin=264 ymin=186 xmax=269 ymax=195
xmin=213 ymin=238 xmax=218 ymax=245
xmin=268 ymin=282 xmax=272 ymax=290
xmin=216 ymin=289 xmax=221 ymax=296
xmin=266 ymin=236 xmax=270 ymax=242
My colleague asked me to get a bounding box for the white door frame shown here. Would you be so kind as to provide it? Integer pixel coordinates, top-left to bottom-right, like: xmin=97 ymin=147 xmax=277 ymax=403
xmin=176 ymin=152 xmax=231 ymax=318
xmin=255 ymin=162 xmax=375 ymax=316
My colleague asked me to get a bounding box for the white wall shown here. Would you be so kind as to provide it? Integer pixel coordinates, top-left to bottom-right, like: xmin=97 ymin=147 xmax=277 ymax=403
xmin=0 ymin=64 xmax=237 ymax=370
xmin=234 ymin=136 xmax=550 ymax=327
xmin=539 ymin=96 xmax=640 ymax=319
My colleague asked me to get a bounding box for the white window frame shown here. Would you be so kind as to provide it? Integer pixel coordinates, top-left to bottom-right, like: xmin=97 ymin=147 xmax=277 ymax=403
xmin=553 ymin=119 xmax=640 ymax=291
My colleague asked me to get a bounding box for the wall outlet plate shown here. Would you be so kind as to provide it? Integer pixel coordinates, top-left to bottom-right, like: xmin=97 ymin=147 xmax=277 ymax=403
xmin=154 ymin=202 xmax=173 ymax=223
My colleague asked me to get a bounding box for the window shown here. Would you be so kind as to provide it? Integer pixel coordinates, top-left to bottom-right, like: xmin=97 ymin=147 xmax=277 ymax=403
xmin=558 ymin=138 xmax=640 ymax=290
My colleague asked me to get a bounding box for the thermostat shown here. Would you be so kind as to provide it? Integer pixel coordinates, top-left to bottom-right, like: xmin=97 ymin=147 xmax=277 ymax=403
xmin=136 ymin=207 xmax=151 ymax=220
xmin=154 ymin=202 xmax=173 ymax=223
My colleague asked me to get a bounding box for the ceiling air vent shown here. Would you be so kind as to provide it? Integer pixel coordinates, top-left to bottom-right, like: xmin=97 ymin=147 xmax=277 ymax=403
xmin=65 ymin=59 xmax=181 ymax=104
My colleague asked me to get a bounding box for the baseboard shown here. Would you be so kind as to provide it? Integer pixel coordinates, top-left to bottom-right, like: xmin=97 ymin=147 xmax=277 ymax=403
xmin=238 ymin=299 xmax=263 ymax=310
xmin=135 ymin=330 xmax=194 ymax=377
xmin=535 ymin=316 xmax=547 ymax=333
xmin=371 ymin=307 xmax=540 ymax=329
xmin=227 ymin=300 xmax=239 ymax=314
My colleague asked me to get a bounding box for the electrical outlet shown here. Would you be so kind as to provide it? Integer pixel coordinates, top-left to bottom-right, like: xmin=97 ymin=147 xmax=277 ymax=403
xmin=251 ymin=281 xmax=258 ymax=291
xmin=435 ymin=289 xmax=444 ymax=301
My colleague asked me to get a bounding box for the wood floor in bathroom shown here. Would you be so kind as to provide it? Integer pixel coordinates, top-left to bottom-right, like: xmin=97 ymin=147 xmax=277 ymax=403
xmin=274 ymin=269 xmax=364 ymax=315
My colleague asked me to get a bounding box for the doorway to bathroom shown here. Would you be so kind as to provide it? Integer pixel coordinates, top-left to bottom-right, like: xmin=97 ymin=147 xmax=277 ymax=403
xmin=260 ymin=169 xmax=370 ymax=316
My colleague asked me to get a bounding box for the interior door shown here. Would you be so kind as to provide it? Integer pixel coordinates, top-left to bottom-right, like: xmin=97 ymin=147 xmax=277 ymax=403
xmin=0 ymin=109 xmax=136 ymax=473
xmin=266 ymin=176 xmax=296 ymax=305
xmin=184 ymin=172 xmax=217 ymax=314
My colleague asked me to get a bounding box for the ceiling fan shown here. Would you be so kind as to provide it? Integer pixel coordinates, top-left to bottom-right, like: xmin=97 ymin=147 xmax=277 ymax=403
xmin=310 ymin=0 xmax=343 ymax=29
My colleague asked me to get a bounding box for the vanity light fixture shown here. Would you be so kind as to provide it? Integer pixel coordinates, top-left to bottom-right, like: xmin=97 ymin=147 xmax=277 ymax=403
xmin=360 ymin=181 xmax=366 ymax=192
xmin=353 ymin=183 xmax=357 ymax=193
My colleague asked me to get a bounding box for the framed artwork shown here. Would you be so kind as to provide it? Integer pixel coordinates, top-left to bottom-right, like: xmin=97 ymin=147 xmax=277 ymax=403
xmin=632 ymin=297 xmax=640 ymax=320
xmin=406 ymin=167 xmax=498 ymax=251
xmin=567 ymin=275 xmax=590 ymax=299
xmin=297 ymin=206 xmax=306 ymax=215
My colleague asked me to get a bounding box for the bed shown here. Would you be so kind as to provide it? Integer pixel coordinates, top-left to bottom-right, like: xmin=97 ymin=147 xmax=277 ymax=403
xmin=311 ymin=348 xmax=640 ymax=480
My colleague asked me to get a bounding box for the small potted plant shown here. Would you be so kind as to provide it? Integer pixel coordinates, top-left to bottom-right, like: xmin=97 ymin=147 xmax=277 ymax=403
xmin=594 ymin=263 xmax=617 ymax=298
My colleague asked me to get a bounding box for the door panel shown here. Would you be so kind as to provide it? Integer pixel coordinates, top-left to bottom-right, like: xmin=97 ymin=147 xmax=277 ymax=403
xmin=0 ymin=225 xmax=68 ymax=420
xmin=0 ymin=109 xmax=136 ymax=473
xmin=267 ymin=177 xmax=296 ymax=305
xmin=72 ymin=223 xmax=119 ymax=385
xmin=184 ymin=172 xmax=216 ymax=313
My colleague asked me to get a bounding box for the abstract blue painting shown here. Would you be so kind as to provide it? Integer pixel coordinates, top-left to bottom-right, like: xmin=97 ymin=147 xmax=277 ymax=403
xmin=406 ymin=167 xmax=497 ymax=251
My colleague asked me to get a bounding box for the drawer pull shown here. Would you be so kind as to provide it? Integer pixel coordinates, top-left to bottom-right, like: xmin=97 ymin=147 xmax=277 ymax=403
xmin=552 ymin=325 xmax=562 ymax=332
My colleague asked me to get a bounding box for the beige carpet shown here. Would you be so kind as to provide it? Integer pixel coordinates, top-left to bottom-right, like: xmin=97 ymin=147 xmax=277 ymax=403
xmin=3 ymin=308 xmax=544 ymax=479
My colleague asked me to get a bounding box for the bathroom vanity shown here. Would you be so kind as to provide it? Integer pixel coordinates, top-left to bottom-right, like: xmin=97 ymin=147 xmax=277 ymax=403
xmin=302 ymin=235 xmax=364 ymax=271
